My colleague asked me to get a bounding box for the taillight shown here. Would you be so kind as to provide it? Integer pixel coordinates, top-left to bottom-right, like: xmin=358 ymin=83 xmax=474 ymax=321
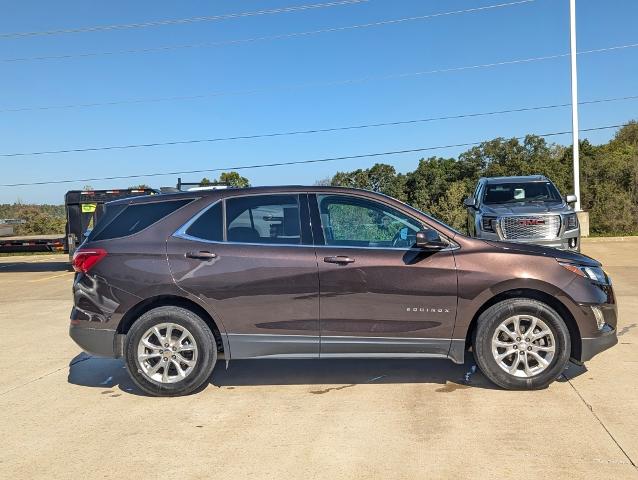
xmin=72 ymin=248 xmax=107 ymax=273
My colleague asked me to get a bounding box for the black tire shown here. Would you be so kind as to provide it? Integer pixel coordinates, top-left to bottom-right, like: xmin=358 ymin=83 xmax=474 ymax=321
xmin=473 ymin=298 xmax=570 ymax=390
xmin=125 ymin=306 xmax=217 ymax=397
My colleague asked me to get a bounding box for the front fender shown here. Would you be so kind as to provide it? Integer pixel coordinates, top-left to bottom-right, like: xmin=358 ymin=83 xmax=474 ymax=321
xmin=453 ymin=276 xmax=581 ymax=339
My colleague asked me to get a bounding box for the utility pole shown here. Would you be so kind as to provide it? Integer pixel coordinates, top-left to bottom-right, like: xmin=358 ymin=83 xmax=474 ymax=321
xmin=569 ymin=0 xmax=581 ymax=212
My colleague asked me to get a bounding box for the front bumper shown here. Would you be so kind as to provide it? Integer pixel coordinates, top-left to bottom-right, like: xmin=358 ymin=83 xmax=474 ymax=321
xmin=571 ymin=294 xmax=618 ymax=362
xmin=476 ymin=230 xmax=580 ymax=251
xmin=580 ymin=324 xmax=618 ymax=362
xmin=69 ymin=323 xmax=124 ymax=358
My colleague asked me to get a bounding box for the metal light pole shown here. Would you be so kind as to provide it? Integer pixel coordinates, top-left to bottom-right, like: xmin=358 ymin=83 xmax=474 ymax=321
xmin=569 ymin=0 xmax=581 ymax=212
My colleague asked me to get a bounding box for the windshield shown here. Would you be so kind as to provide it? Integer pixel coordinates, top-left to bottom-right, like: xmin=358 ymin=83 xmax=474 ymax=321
xmin=483 ymin=181 xmax=562 ymax=205
xmin=401 ymin=202 xmax=463 ymax=236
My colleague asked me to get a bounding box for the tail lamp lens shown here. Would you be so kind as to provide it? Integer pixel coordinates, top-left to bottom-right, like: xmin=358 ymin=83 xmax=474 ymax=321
xmin=72 ymin=248 xmax=107 ymax=273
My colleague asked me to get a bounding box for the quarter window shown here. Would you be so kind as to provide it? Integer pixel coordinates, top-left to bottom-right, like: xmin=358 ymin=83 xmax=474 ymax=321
xmin=225 ymin=195 xmax=301 ymax=245
xmin=317 ymin=194 xmax=423 ymax=248
xmin=185 ymin=202 xmax=223 ymax=242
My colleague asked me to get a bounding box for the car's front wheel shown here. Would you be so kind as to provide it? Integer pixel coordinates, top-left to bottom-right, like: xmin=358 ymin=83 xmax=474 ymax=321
xmin=125 ymin=306 xmax=217 ymax=396
xmin=473 ymin=298 xmax=570 ymax=390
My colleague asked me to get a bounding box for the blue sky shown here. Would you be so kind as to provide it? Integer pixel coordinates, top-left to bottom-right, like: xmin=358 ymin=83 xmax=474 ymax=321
xmin=1 ymin=0 xmax=637 ymax=204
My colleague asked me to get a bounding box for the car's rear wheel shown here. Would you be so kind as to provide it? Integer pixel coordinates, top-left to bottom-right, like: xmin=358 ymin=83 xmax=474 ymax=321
xmin=473 ymin=298 xmax=570 ymax=390
xmin=125 ymin=306 xmax=217 ymax=396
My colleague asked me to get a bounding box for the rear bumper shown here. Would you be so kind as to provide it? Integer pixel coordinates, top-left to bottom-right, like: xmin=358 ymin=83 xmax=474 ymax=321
xmin=69 ymin=324 xmax=124 ymax=358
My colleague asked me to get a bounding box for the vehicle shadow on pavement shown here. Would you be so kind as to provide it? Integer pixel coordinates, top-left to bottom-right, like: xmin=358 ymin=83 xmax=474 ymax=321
xmin=67 ymin=353 xmax=141 ymax=395
xmin=67 ymin=352 xmax=527 ymax=396
xmin=211 ymin=356 xmax=586 ymax=391
xmin=210 ymin=357 xmax=498 ymax=391
xmin=0 ymin=260 xmax=69 ymax=273
xmin=67 ymin=352 xmax=588 ymax=396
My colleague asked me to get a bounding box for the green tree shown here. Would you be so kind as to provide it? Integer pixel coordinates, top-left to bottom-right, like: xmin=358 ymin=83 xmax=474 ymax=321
xmin=326 ymin=122 xmax=638 ymax=235
xmin=331 ymin=164 xmax=407 ymax=201
xmin=0 ymin=204 xmax=66 ymax=235
xmin=219 ymin=171 xmax=250 ymax=188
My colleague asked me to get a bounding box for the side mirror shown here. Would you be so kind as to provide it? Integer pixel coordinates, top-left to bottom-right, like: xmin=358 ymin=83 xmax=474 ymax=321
xmin=565 ymin=194 xmax=577 ymax=204
xmin=463 ymin=197 xmax=477 ymax=209
xmin=415 ymin=229 xmax=447 ymax=250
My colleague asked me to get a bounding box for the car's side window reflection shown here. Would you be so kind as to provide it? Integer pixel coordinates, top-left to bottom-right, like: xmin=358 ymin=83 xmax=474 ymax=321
xmin=226 ymin=195 xmax=301 ymax=245
xmin=317 ymin=194 xmax=423 ymax=248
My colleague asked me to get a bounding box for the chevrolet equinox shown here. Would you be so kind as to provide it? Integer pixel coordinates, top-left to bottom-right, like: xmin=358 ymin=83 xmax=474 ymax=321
xmin=69 ymin=186 xmax=617 ymax=396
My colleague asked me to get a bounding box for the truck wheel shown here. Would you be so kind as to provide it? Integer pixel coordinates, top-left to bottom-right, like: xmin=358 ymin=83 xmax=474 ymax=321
xmin=473 ymin=298 xmax=570 ymax=390
xmin=125 ymin=306 xmax=217 ymax=397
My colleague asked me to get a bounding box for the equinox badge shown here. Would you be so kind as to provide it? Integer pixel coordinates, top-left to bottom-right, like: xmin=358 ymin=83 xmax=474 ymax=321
xmin=406 ymin=307 xmax=450 ymax=313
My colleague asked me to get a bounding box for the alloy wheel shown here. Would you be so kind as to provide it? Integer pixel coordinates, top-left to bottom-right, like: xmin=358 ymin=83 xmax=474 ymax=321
xmin=137 ymin=323 xmax=199 ymax=383
xmin=491 ymin=314 xmax=556 ymax=378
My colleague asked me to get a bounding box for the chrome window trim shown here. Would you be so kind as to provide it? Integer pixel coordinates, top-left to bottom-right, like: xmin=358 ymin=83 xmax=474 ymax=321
xmin=173 ymin=194 xmax=459 ymax=252
xmin=172 ymin=235 xmax=456 ymax=252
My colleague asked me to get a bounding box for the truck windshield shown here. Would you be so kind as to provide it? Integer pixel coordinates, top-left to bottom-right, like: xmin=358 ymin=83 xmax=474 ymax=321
xmin=483 ymin=182 xmax=562 ymax=204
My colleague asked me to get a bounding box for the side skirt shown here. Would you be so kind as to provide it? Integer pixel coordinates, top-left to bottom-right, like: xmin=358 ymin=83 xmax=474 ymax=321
xmin=227 ymin=333 xmax=320 ymax=359
xmin=226 ymin=333 xmax=467 ymax=362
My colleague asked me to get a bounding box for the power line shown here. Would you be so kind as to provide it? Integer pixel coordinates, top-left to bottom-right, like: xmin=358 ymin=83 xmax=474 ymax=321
xmin=2 ymin=1 xmax=536 ymax=63
xmin=2 ymin=41 xmax=636 ymax=114
xmin=1 ymin=95 xmax=637 ymax=158
xmin=1 ymin=124 xmax=629 ymax=187
xmin=0 ymin=0 xmax=370 ymax=39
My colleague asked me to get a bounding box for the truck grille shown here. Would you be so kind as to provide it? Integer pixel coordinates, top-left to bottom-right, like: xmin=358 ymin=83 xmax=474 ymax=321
xmin=500 ymin=215 xmax=561 ymax=240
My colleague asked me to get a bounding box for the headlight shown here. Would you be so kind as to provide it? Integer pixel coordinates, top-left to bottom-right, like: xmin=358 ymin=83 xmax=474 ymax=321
xmin=565 ymin=213 xmax=578 ymax=230
xmin=559 ymin=262 xmax=609 ymax=284
xmin=481 ymin=216 xmax=496 ymax=232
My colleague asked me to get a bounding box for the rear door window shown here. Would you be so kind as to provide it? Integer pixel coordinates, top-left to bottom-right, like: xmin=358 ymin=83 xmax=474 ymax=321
xmin=225 ymin=195 xmax=301 ymax=245
xmin=90 ymin=199 xmax=191 ymax=241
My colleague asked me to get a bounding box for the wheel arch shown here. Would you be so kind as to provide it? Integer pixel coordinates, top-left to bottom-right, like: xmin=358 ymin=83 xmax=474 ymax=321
xmin=464 ymin=288 xmax=582 ymax=360
xmin=117 ymin=294 xmax=227 ymax=354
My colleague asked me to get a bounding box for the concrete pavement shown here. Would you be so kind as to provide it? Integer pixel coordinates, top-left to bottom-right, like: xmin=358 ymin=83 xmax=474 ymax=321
xmin=0 ymin=241 xmax=636 ymax=479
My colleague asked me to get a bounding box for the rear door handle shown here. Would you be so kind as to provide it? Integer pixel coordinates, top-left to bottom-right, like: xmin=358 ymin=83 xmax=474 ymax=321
xmin=185 ymin=251 xmax=217 ymax=260
xmin=324 ymin=256 xmax=355 ymax=265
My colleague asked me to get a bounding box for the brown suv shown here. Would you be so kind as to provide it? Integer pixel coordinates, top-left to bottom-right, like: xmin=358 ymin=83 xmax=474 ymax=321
xmin=69 ymin=186 xmax=617 ymax=396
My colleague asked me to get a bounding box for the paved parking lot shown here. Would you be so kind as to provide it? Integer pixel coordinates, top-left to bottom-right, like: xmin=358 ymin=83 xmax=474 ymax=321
xmin=1 ymin=239 xmax=637 ymax=479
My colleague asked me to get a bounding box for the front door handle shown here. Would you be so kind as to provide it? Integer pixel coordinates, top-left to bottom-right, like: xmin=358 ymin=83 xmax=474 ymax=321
xmin=324 ymin=256 xmax=355 ymax=265
xmin=185 ymin=251 xmax=217 ymax=260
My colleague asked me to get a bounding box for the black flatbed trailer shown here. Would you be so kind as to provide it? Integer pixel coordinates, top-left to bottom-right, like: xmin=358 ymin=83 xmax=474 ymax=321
xmin=0 ymin=234 xmax=65 ymax=253
xmin=0 ymin=188 xmax=159 ymax=257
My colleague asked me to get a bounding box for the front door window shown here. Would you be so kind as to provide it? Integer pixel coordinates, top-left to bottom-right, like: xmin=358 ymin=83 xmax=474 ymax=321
xmin=317 ymin=194 xmax=423 ymax=249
